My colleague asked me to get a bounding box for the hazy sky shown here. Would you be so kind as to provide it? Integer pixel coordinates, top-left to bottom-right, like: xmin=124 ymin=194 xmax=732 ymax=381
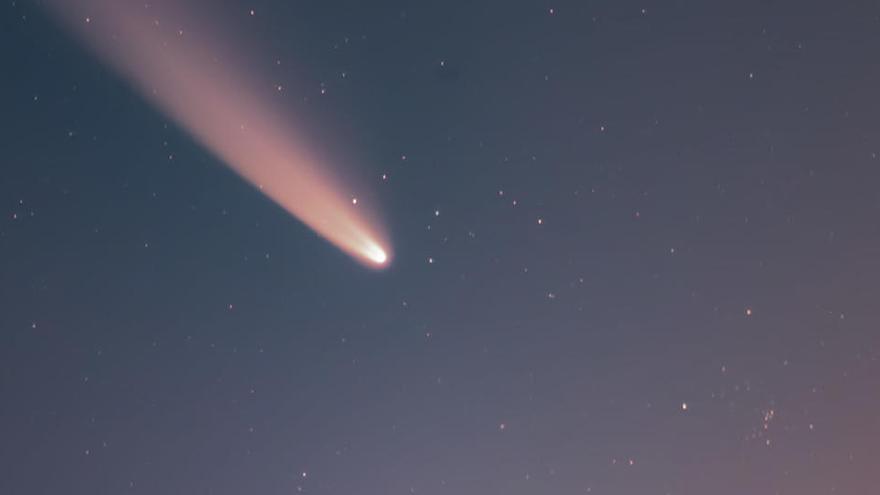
xmin=2 ymin=1 xmax=880 ymax=494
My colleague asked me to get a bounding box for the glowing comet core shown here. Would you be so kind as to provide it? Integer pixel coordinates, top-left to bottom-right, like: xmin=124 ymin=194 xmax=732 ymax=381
xmin=44 ymin=0 xmax=391 ymax=268
xmin=365 ymin=245 xmax=388 ymax=265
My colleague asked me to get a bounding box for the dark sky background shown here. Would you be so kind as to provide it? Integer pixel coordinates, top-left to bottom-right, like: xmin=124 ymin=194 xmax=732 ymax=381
xmin=3 ymin=0 xmax=880 ymax=493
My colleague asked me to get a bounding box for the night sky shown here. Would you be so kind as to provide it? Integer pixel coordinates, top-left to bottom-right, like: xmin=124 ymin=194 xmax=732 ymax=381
xmin=3 ymin=1 xmax=880 ymax=493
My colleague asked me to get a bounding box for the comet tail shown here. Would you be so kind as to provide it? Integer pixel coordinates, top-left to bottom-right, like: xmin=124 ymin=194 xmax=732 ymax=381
xmin=43 ymin=0 xmax=391 ymax=268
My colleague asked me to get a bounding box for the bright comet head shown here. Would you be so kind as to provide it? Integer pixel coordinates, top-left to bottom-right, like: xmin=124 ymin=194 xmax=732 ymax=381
xmin=364 ymin=244 xmax=389 ymax=266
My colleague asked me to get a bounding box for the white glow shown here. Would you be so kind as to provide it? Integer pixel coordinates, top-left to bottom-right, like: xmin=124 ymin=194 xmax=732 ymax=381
xmin=365 ymin=245 xmax=388 ymax=265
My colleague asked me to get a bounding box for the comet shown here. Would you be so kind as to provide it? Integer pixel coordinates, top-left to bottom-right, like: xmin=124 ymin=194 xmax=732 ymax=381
xmin=42 ymin=0 xmax=391 ymax=268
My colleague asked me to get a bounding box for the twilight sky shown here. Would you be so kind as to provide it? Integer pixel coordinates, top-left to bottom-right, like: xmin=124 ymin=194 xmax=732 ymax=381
xmin=2 ymin=1 xmax=880 ymax=494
